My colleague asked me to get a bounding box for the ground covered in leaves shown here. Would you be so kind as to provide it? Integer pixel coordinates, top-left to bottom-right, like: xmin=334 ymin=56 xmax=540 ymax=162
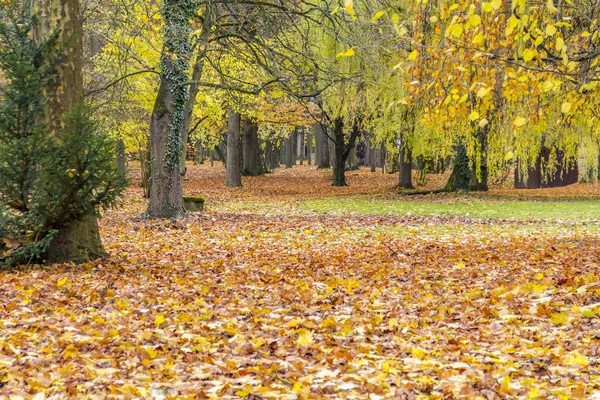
xmin=2 ymin=164 xmax=600 ymax=399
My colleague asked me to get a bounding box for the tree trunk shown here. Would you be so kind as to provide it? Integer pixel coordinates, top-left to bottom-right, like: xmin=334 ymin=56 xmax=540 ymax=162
xmin=298 ymin=128 xmax=304 ymax=165
xmin=346 ymin=145 xmax=358 ymax=171
xmin=33 ymin=0 xmax=106 ymax=263
xmin=140 ymin=143 xmax=151 ymax=198
xmin=116 ymin=139 xmax=126 ymax=174
xmin=445 ymin=143 xmax=471 ymax=192
xmin=316 ymin=123 xmax=330 ymax=169
xmin=286 ymin=131 xmax=294 ymax=168
xmin=307 ymin=131 xmax=312 ymax=165
xmin=398 ymin=138 xmax=413 ymax=189
xmin=194 ymin=140 xmax=205 ymax=164
xmin=226 ymin=110 xmax=242 ymax=187
xmin=180 ymin=5 xmax=213 ymax=175
xmin=332 ymin=118 xmax=360 ymax=186
xmin=147 ymin=0 xmax=193 ymax=219
xmin=264 ymin=139 xmax=278 ymax=171
xmin=242 ymin=117 xmax=265 ymax=176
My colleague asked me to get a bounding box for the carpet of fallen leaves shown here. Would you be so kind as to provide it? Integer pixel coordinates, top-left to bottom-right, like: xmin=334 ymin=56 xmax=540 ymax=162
xmin=2 ymin=164 xmax=600 ymax=399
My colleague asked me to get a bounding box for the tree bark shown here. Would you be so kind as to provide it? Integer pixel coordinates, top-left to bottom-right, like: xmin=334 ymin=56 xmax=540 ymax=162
xmin=116 ymin=139 xmax=126 ymax=174
xmin=332 ymin=118 xmax=360 ymax=186
xmin=346 ymin=145 xmax=358 ymax=171
xmin=398 ymin=139 xmax=413 ymax=189
xmin=285 ymin=131 xmax=294 ymax=168
xmin=226 ymin=110 xmax=242 ymax=187
xmin=146 ymin=0 xmax=193 ymax=219
xmin=315 ymin=123 xmax=330 ymax=169
xmin=242 ymin=117 xmax=265 ymax=176
xmin=180 ymin=5 xmax=213 ymax=175
xmin=264 ymin=139 xmax=278 ymax=171
xmin=33 ymin=0 xmax=106 ymax=263
xmin=298 ymin=128 xmax=304 ymax=165
xmin=306 ymin=131 xmax=312 ymax=165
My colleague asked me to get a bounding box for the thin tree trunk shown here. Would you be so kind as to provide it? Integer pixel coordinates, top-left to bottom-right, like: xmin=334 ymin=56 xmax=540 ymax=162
xmin=286 ymin=131 xmax=294 ymax=168
xmin=307 ymin=131 xmax=312 ymax=165
xmin=242 ymin=117 xmax=265 ymax=176
xmin=226 ymin=110 xmax=242 ymax=187
xmin=346 ymin=145 xmax=358 ymax=171
xmin=116 ymin=139 xmax=126 ymax=174
xmin=180 ymin=5 xmax=214 ymax=175
xmin=298 ymin=128 xmax=304 ymax=165
xmin=33 ymin=0 xmax=105 ymax=263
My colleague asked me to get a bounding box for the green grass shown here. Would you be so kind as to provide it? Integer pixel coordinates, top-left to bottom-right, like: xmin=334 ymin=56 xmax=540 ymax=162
xmin=298 ymin=198 xmax=600 ymax=221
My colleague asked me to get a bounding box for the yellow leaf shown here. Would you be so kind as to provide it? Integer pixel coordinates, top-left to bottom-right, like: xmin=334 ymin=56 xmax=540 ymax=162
xmin=482 ymin=2 xmax=493 ymax=12
xmin=473 ymin=33 xmax=483 ymax=45
xmin=551 ymin=312 xmax=569 ymax=325
xmin=154 ymin=314 xmax=166 ymax=327
xmin=491 ymin=0 xmax=502 ymax=10
xmin=407 ymin=50 xmax=418 ymax=60
xmin=57 ymin=277 xmax=68 ymax=287
xmin=556 ymin=37 xmax=566 ymax=52
xmin=391 ymin=13 xmax=399 ymax=24
xmin=372 ymin=10 xmax=385 ymax=22
xmin=468 ymin=14 xmax=481 ymax=27
xmin=476 ymin=86 xmax=490 ymax=98
xmin=561 ymin=102 xmax=572 ymax=113
xmin=336 ymin=48 xmax=355 ymax=58
xmin=469 ymin=111 xmax=480 ymax=121
xmin=412 ymin=348 xmax=426 ymax=359
xmin=522 ymin=48 xmax=537 ymax=62
xmin=513 ymin=116 xmax=527 ymax=127
xmin=345 ymin=5 xmax=356 ymax=20
xmin=145 ymin=347 xmax=157 ymax=359
xmin=479 ymin=118 xmax=489 ymax=128
xmin=504 ymin=151 xmax=514 ymax=161
xmin=450 ymin=24 xmax=463 ymax=38
xmin=388 ymin=317 xmax=399 ymax=328
xmin=546 ymin=24 xmax=557 ymax=36
xmin=296 ymin=330 xmax=314 ymax=347
xmin=582 ymin=31 xmax=591 ymax=37
xmin=563 ymin=350 xmax=589 ymax=366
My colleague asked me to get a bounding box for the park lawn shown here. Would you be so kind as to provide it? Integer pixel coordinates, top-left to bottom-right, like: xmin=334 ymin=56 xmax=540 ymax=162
xmin=299 ymin=197 xmax=600 ymax=221
xmin=1 ymin=165 xmax=600 ymax=399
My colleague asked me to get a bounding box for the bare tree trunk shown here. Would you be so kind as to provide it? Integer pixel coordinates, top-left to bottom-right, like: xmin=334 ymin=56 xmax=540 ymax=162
xmin=307 ymin=130 xmax=312 ymax=165
xmin=226 ymin=110 xmax=242 ymax=187
xmin=33 ymin=0 xmax=105 ymax=263
xmin=285 ymin=131 xmax=294 ymax=168
xmin=242 ymin=117 xmax=265 ymax=176
xmin=116 ymin=139 xmax=126 ymax=174
xmin=332 ymin=118 xmax=360 ymax=186
xmin=298 ymin=128 xmax=304 ymax=165
xmin=398 ymin=137 xmax=413 ymax=189
xmin=346 ymin=145 xmax=358 ymax=171
xmin=180 ymin=5 xmax=213 ymax=175
xmin=315 ymin=123 xmax=330 ymax=169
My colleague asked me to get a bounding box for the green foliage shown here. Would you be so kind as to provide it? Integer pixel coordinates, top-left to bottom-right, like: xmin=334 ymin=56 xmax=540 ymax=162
xmin=0 ymin=7 xmax=127 ymax=266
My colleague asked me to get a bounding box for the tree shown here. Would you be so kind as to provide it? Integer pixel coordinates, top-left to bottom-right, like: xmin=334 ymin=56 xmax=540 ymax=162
xmin=146 ymin=0 xmax=196 ymax=219
xmin=0 ymin=0 xmax=125 ymax=265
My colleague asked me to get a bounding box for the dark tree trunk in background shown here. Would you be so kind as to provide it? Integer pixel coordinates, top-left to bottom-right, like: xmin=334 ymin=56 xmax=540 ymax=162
xmin=242 ymin=117 xmax=265 ymax=176
xmin=116 ymin=139 xmax=126 ymax=174
xmin=33 ymin=0 xmax=105 ymax=263
xmin=332 ymin=118 xmax=360 ymax=187
xmin=226 ymin=110 xmax=242 ymax=187
xmin=445 ymin=143 xmax=471 ymax=192
xmin=346 ymin=145 xmax=358 ymax=171
xmin=298 ymin=128 xmax=304 ymax=165
xmin=285 ymin=131 xmax=294 ymax=168
xmin=315 ymin=123 xmax=330 ymax=169
xmin=470 ymin=127 xmax=489 ymax=191
xmin=307 ymin=131 xmax=312 ymax=165
xmin=180 ymin=5 xmax=213 ymax=175
xmin=398 ymin=138 xmax=413 ymax=189
xmin=194 ymin=140 xmax=205 ymax=164
xmin=264 ymin=140 xmax=278 ymax=171
xmin=140 ymin=143 xmax=151 ymax=198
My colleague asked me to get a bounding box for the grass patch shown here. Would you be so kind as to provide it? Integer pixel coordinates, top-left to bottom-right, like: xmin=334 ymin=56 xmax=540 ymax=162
xmin=299 ymin=198 xmax=600 ymax=220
